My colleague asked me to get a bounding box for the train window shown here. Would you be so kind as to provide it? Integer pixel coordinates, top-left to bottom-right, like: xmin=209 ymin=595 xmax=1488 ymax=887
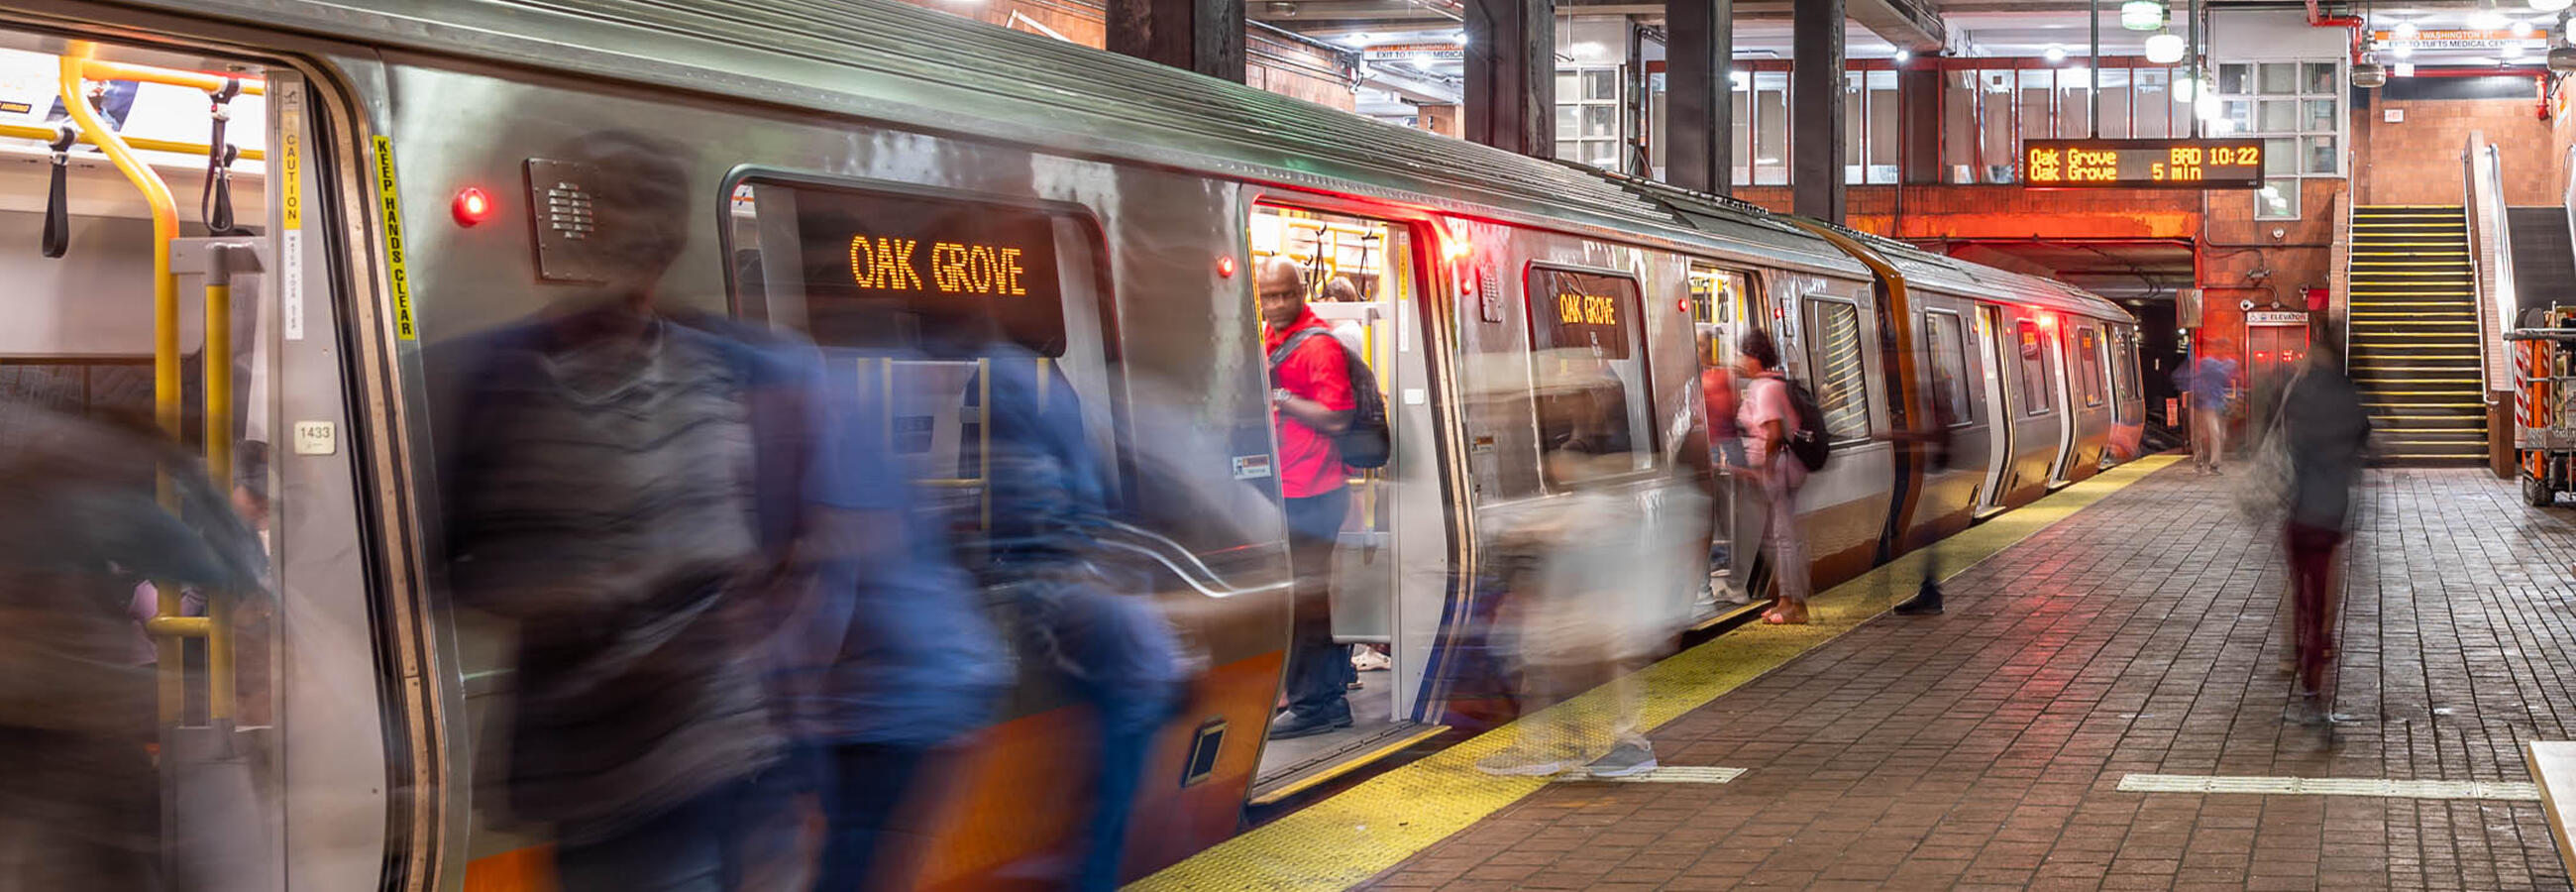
xmin=2077 ymin=326 xmax=2105 ymax=407
xmin=2017 ymin=319 xmax=2055 ymax=415
xmin=1525 ymin=265 xmax=1655 ymax=472
xmin=1804 ymin=299 xmax=1871 ymax=441
xmin=1923 ymin=311 xmax=1974 ymax=426
xmin=2113 ymin=330 xmax=2143 ymax=423
xmin=723 ymin=175 xmax=1121 ymax=516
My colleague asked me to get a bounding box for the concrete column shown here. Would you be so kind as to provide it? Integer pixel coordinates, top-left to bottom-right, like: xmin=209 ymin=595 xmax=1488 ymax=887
xmin=1664 ymin=0 xmax=1733 ymax=194
xmin=1792 ymin=0 xmax=1845 ymax=223
xmin=1898 ymin=58 xmax=1940 ymax=185
xmin=1464 ymin=0 xmax=1555 ymax=158
xmin=1108 ymin=0 xmax=1246 ymax=82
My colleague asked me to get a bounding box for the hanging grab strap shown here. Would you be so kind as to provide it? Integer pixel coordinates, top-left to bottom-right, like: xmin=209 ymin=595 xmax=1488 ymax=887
xmin=199 ymin=78 xmax=246 ymax=236
xmin=42 ymin=123 xmax=74 ymax=258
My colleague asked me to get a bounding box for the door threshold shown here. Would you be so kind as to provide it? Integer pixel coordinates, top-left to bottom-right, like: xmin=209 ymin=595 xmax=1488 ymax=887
xmin=1248 ymin=723 xmax=1449 ymax=806
xmin=1690 ymin=599 xmax=1771 ymax=632
xmin=1973 ymin=504 xmax=2010 ymax=519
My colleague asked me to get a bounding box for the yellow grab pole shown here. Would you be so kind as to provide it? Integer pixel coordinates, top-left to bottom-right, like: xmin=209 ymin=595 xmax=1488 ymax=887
xmin=0 ymin=122 xmax=264 ymax=160
xmin=64 ymin=45 xmax=188 ymax=724
xmin=77 ymin=58 xmax=266 ymax=96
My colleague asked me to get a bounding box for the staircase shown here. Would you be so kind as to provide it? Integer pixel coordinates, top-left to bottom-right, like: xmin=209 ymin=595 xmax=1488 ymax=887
xmin=2346 ymin=205 xmax=2488 ymax=463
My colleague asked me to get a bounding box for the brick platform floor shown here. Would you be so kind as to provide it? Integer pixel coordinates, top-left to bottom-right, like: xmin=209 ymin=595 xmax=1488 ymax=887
xmin=1357 ymin=467 xmax=2576 ymax=891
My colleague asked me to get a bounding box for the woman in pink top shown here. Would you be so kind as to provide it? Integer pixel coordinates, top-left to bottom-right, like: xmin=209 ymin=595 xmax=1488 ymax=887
xmin=1732 ymin=329 xmax=1809 ymax=624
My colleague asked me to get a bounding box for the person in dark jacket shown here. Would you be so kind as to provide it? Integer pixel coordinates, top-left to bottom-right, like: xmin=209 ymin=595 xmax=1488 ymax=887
xmin=2279 ymin=334 xmax=2370 ymax=716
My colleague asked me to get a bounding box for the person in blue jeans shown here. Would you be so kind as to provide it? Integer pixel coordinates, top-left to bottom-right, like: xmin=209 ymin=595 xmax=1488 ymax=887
xmin=2182 ymin=339 xmax=2240 ymax=474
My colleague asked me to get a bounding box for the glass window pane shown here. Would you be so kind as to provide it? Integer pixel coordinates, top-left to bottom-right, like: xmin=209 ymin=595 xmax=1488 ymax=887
xmin=2259 ymin=62 xmax=2298 ymax=94
xmin=2306 ymin=135 xmax=2337 ymax=174
xmin=1982 ymin=71 xmax=2017 ymax=182
xmin=1556 ymin=105 xmax=1578 ymax=140
xmin=2258 ymin=182 xmax=2302 ymax=219
xmin=2223 ymin=100 xmax=2253 ymax=134
xmin=1926 ymin=312 xmax=1974 ymax=424
xmin=1806 ymin=300 xmax=1871 ymax=440
xmin=1844 ymin=71 xmax=1866 ymax=179
xmin=1756 ymin=71 xmax=1789 ymax=184
xmin=1944 ymin=71 xmax=1981 ymax=182
xmin=1556 ymin=71 xmax=1578 ymax=98
xmin=2020 ymin=68 xmax=2055 ymax=139
xmin=2078 ymin=327 xmax=2104 ymax=406
xmin=2136 ymin=68 xmax=2171 ymax=138
xmin=1868 ymin=71 xmax=1900 ymax=182
xmin=2305 ymin=62 xmax=2337 ymax=94
xmin=1583 ymin=104 xmax=1615 ymax=138
xmin=2305 ymin=98 xmax=2335 ymax=133
xmin=2264 ymin=137 xmax=2297 ymax=176
xmin=2017 ymin=319 xmax=2053 ymax=414
xmin=1733 ymin=86 xmax=1753 ymax=185
xmin=1585 ymin=68 xmax=1617 ymax=101
xmin=2059 ymin=68 xmax=2093 ymax=139
xmin=2258 ymin=99 xmax=2298 ymax=133
xmin=2219 ymin=63 xmax=2251 ymax=94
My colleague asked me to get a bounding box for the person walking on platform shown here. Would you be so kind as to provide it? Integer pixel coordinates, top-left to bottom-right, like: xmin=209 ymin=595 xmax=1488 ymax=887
xmin=1734 ymin=329 xmax=1810 ymax=625
xmin=1258 ymin=258 xmax=1360 ymax=740
xmin=2182 ymin=339 xmax=2240 ymax=474
xmin=2279 ymin=335 xmax=2370 ymax=721
xmin=1697 ymin=324 xmax=1750 ymax=606
xmin=1883 ymin=369 xmax=1960 ymax=616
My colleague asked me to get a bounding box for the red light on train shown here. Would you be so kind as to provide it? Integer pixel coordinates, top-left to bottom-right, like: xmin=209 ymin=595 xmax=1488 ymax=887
xmin=452 ymin=187 xmax=493 ymax=227
xmin=1677 ymin=297 xmax=1691 ymax=314
xmin=1218 ymin=255 xmax=1236 ymax=278
xmin=2036 ymin=312 xmax=2058 ymax=330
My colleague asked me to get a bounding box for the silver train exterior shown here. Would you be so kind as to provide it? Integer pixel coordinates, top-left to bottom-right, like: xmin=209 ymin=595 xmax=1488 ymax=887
xmin=0 ymin=0 xmax=2145 ymax=888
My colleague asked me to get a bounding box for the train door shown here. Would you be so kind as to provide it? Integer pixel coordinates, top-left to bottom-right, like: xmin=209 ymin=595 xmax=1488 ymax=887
xmin=2246 ymin=321 xmax=2308 ymax=437
xmin=1689 ymin=263 xmax=1760 ymax=606
xmin=1973 ymin=304 xmax=2015 ymax=513
xmin=1244 ymin=204 xmax=1449 ymax=792
xmin=0 ymin=33 xmax=395 ymax=892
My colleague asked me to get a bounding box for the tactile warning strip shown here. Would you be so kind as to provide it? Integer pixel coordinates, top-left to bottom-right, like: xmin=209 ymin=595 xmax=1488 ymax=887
xmin=1556 ymin=766 xmax=1747 ymax=785
xmin=2117 ymin=773 xmax=2541 ymax=801
xmin=1130 ymin=454 xmax=2185 ymax=892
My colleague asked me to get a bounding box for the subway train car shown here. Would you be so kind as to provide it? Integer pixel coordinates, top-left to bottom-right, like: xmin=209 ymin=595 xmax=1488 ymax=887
xmin=0 ymin=0 xmax=2144 ymax=889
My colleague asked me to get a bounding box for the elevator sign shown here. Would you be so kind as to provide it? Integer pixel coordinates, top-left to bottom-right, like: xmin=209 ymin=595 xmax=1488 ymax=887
xmin=2023 ymin=138 xmax=2265 ymax=190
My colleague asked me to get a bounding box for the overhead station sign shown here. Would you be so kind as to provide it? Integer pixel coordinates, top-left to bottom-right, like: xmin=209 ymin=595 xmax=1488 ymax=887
xmin=2368 ymin=29 xmax=2547 ymax=52
xmin=2022 ymin=138 xmax=2266 ymax=190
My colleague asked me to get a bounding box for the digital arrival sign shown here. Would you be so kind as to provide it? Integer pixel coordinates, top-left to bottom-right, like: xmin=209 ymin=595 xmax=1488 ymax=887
xmin=2022 ymin=138 xmax=2266 ymax=190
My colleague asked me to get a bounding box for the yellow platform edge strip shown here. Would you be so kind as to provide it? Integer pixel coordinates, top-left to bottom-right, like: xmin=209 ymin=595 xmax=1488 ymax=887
xmin=1129 ymin=454 xmax=2184 ymax=892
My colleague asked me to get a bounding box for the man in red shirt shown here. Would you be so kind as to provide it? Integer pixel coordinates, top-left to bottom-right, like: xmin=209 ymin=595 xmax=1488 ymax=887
xmin=1257 ymin=257 xmax=1358 ymax=739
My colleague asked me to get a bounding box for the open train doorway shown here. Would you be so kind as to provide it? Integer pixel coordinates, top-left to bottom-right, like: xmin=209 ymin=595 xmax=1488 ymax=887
xmin=1688 ymin=263 xmax=1760 ymax=610
xmin=1244 ymin=204 xmax=1450 ymax=797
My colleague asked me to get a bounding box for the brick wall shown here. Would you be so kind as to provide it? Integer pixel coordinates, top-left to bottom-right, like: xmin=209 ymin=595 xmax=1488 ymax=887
xmin=2353 ymin=95 xmax=2552 ymax=206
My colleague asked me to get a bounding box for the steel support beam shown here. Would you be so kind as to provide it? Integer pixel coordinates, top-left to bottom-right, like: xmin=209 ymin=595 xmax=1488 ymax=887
xmin=1664 ymin=0 xmax=1732 ymax=194
xmin=1463 ymin=0 xmax=1554 ymax=158
xmin=1847 ymin=0 xmax=1945 ymax=54
xmin=1110 ymin=0 xmax=1247 ymax=82
xmin=1792 ymin=0 xmax=1845 ymax=223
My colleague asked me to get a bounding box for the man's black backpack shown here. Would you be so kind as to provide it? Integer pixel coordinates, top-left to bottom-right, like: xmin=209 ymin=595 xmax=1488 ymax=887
xmin=1780 ymin=376 xmax=1831 ymax=473
xmin=1269 ymin=328 xmax=1392 ymax=469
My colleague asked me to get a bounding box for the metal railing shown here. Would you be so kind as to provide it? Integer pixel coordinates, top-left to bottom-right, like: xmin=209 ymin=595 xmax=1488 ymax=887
xmin=2465 ymin=132 xmax=2516 ymax=400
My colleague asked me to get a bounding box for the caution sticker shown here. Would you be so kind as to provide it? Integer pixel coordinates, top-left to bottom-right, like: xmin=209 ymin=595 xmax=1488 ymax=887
xmin=279 ymin=91 xmax=304 ymax=341
xmin=372 ymin=135 xmax=417 ymax=341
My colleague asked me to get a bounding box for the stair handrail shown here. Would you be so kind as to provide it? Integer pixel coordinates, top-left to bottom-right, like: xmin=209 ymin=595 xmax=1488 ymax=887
xmin=2465 ymin=131 xmax=2517 ymax=401
xmin=2332 ymin=183 xmax=2353 ymax=361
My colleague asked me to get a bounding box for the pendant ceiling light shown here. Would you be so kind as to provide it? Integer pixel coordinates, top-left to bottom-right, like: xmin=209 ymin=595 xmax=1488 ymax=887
xmin=2122 ymin=0 xmax=2167 ymax=31
xmin=2144 ymin=32 xmax=2187 ymax=63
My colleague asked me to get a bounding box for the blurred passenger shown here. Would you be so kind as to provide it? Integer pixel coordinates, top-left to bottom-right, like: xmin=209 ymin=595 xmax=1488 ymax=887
xmin=1260 ymin=258 xmax=1361 ymax=740
xmin=1697 ymin=324 xmax=1746 ymax=606
xmin=1884 ymin=370 xmax=1959 ymax=616
xmin=2182 ymin=339 xmax=2240 ymax=474
xmin=1474 ymin=366 xmax=1701 ymax=777
xmin=440 ymin=132 xmax=809 ymax=892
xmin=0 ymin=402 xmax=264 ymax=892
xmin=1735 ymin=329 xmax=1810 ymax=625
xmin=926 ymin=315 xmax=1188 ymax=892
xmin=2280 ymin=336 xmax=2370 ymax=714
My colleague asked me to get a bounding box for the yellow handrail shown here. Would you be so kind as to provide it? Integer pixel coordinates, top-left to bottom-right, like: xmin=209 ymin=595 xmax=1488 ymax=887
xmin=0 ymin=122 xmax=266 ymax=161
xmin=64 ymin=44 xmax=222 ymax=725
xmin=79 ymin=58 xmax=265 ymax=97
